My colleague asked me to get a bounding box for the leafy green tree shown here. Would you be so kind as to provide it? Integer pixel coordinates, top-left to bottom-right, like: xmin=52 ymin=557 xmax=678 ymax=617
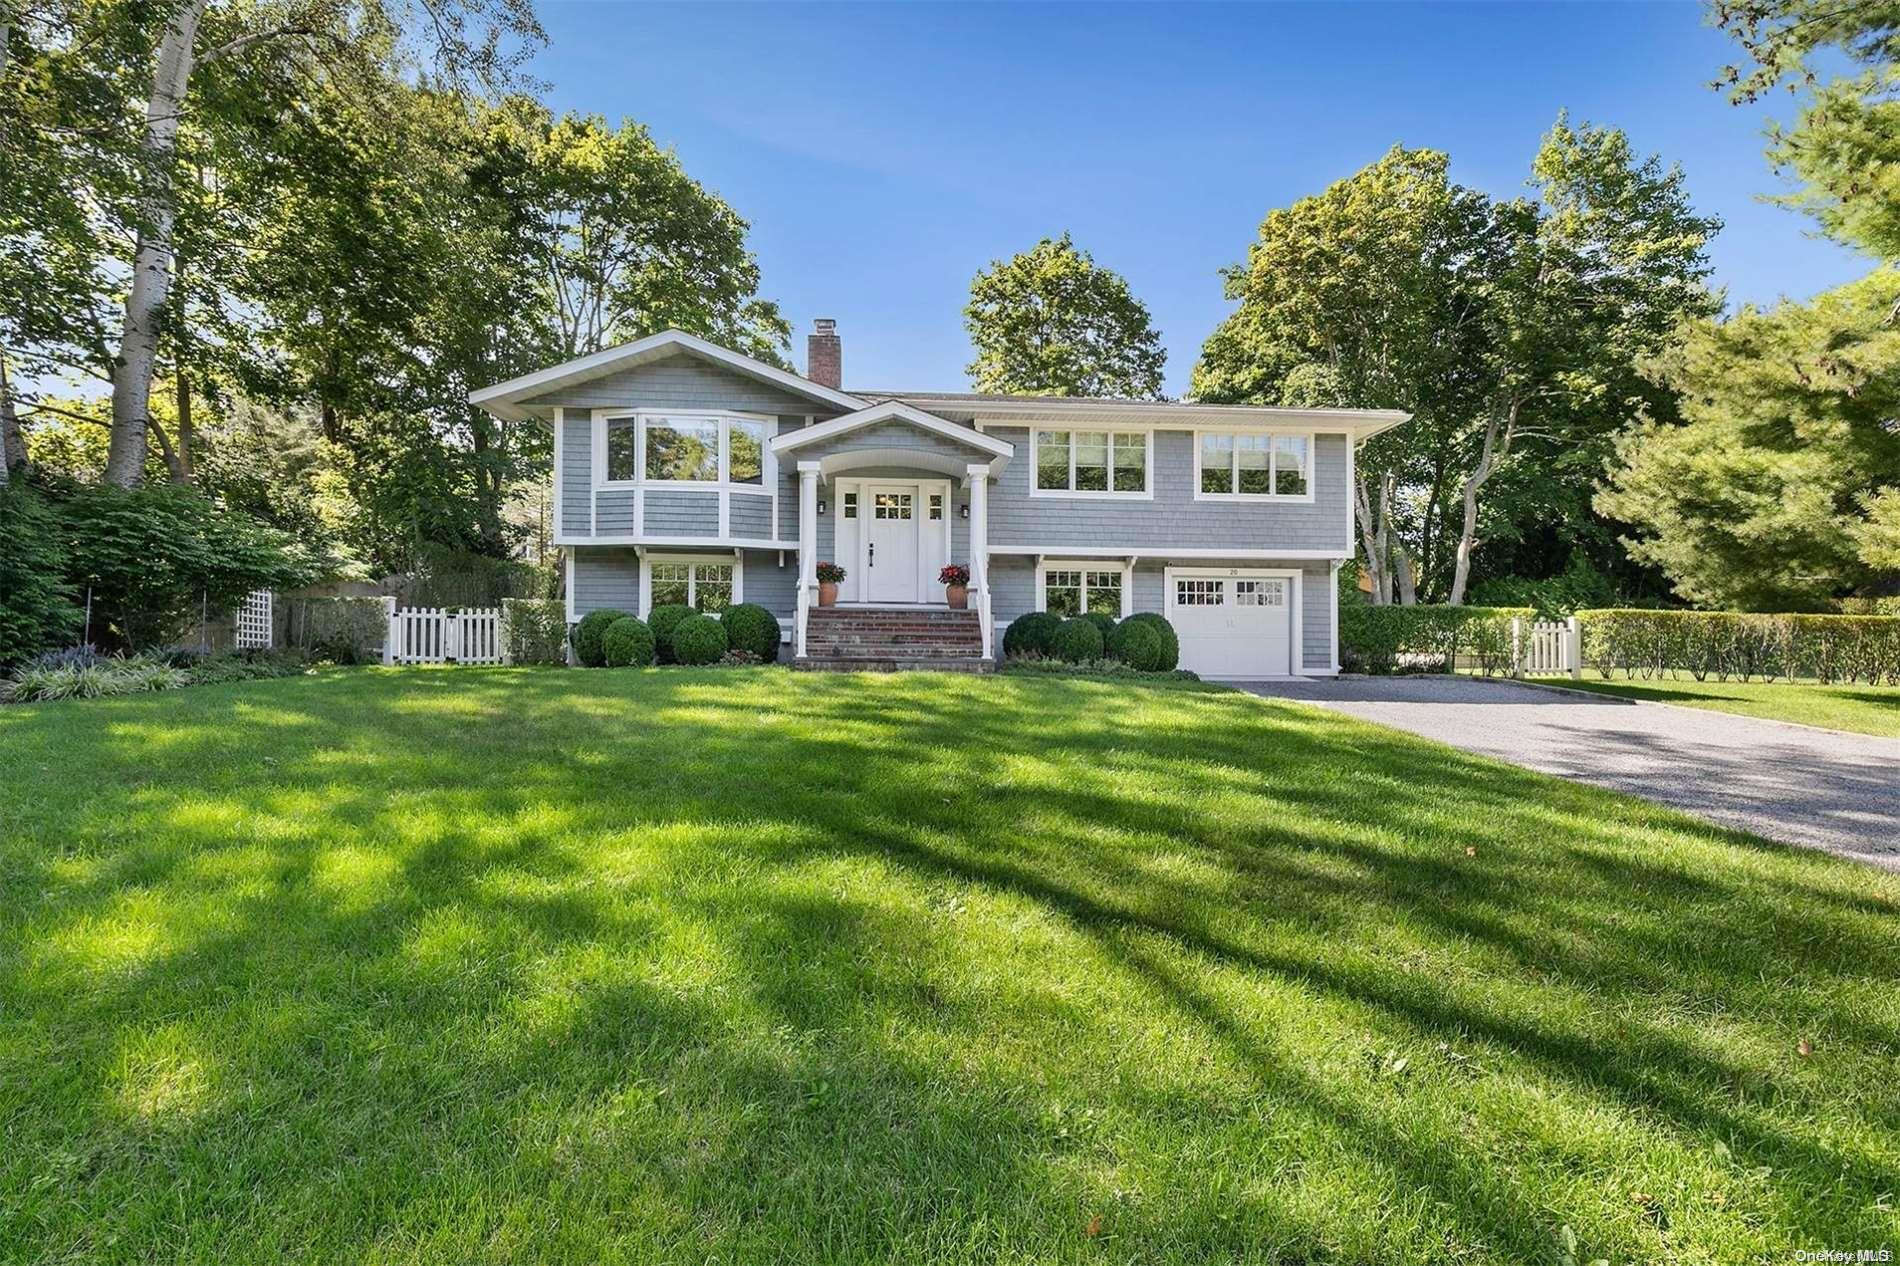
xmin=1194 ymin=117 xmax=1718 ymax=605
xmin=1712 ymin=0 xmax=1900 ymax=263
xmin=1598 ymin=269 xmax=1900 ymax=610
xmin=965 ymin=234 xmax=1166 ymax=399
xmin=529 ymin=112 xmax=791 ymax=364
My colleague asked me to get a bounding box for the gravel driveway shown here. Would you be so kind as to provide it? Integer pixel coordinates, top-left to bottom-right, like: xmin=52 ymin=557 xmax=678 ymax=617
xmin=1236 ymin=677 xmax=1900 ymax=869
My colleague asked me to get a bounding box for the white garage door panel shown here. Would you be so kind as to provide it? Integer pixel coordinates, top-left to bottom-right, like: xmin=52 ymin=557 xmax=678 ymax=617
xmin=1168 ymin=571 xmax=1296 ymax=678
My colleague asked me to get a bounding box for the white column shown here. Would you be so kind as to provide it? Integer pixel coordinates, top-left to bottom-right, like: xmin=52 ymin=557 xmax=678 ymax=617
xmin=967 ymin=463 xmax=991 ymax=657
xmin=798 ymin=462 xmax=821 ymax=586
xmin=796 ymin=462 xmax=821 ymax=659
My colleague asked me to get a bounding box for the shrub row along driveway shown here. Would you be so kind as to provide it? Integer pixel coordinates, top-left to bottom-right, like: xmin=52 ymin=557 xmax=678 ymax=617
xmin=1237 ymin=677 xmax=1900 ymax=869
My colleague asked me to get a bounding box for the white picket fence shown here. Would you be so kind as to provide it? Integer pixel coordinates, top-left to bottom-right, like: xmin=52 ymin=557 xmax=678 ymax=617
xmin=1512 ymin=616 xmax=1581 ymax=678
xmin=383 ymin=603 xmax=503 ymax=665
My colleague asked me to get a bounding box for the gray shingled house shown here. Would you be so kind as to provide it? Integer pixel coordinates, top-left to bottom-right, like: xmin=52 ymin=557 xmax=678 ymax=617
xmin=471 ymin=322 xmax=1408 ymax=677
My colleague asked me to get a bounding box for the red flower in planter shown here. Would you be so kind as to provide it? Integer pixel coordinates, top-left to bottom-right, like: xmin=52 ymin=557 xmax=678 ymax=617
xmin=816 ymin=562 xmax=847 ymax=584
xmin=939 ymin=564 xmax=971 ymax=587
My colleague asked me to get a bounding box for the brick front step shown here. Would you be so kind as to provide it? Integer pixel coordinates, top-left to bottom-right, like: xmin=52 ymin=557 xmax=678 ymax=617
xmin=794 ymin=656 xmax=996 ymax=674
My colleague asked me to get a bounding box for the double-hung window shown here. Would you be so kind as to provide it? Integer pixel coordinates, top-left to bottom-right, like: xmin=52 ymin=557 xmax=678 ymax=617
xmin=1042 ymin=565 xmax=1124 ymax=617
xmin=1198 ymin=431 xmax=1311 ymax=498
xmin=649 ymin=560 xmax=735 ymax=612
xmin=1034 ymin=430 xmax=1148 ymax=495
xmin=599 ymin=413 xmax=772 ymax=486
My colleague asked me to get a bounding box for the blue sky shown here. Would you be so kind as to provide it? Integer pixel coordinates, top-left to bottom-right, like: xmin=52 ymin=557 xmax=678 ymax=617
xmin=539 ymin=1 xmax=1867 ymax=397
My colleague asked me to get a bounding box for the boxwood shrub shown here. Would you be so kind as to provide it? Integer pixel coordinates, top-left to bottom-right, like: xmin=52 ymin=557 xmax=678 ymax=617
xmin=1003 ymin=611 xmax=1061 ymax=658
xmin=1079 ymin=610 xmax=1117 ymax=643
xmin=720 ymin=602 xmax=780 ymax=662
xmin=572 ymin=608 xmax=630 ymax=668
xmin=1108 ymin=612 xmax=1179 ymax=672
xmin=1050 ymin=617 xmax=1105 ymax=663
xmin=671 ymin=613 xmax=729 ymax=666
xmin=647 ymin=603 xmax=694 ymax=663
xmin=601 ymin=616 xmax=656 ymax=667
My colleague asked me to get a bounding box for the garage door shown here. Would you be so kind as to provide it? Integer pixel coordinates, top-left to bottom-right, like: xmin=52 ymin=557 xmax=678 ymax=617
xmin=1166 ymin=570 xmax=1295 ymax=678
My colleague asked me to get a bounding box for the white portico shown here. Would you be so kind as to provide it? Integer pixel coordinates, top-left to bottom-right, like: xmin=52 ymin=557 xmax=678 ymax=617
xmin=771 ymin=401 xmax=1012 ymax=659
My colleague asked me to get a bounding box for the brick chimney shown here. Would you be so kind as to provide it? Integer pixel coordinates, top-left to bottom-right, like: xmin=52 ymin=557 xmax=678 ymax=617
xmin=807 ymin=318 xmax=841 ymax=389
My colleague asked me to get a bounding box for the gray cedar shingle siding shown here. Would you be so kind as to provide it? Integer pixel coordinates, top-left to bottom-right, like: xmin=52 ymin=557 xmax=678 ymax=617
xmin=571 ymin=548 xmax=642 ymax=616
xmin=729 ymin=492 xmax=773 ymax=538
xmin=643 ymin=490 xmax=720 ymax=536
xmin=522 ymin=351 xmax=839 ymax=418
xmin=561 ymin=415 xmax=591 ymax=534
xmin=983 ymin=428 xmax=1351 ymax=555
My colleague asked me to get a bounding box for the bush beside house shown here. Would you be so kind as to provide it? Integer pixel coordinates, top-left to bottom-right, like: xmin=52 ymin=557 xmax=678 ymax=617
xmin=602 ymin=616 xmax=656 ymax=668
xmin=1339 ymin=604 xmax=1533 ymax=675
xmin=671 ymin=614 xmax=728 ymax=666
xmin=720 ymin=603 xmax=779 ymax=662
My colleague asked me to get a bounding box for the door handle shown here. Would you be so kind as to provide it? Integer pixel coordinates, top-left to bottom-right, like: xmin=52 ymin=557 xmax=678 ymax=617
xmin=869 ymin=542 xmax=875 ymax=566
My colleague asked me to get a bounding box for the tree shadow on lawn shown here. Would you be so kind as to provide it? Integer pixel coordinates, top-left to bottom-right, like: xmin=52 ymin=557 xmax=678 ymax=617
xmin=2 ymin=668 xmax=1897 ymax=1262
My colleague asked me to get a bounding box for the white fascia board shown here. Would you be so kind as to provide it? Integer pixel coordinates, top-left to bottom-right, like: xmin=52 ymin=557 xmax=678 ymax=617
xmin=770 ymin=400 xmax=1013 ymax=459
xmin=470 ymin=330 xmax=864 ymax=422
xmin=897 ymin=396 xmax=1410 ymax=435
xmin=987 ymin=545 xmax=1349 ymax=560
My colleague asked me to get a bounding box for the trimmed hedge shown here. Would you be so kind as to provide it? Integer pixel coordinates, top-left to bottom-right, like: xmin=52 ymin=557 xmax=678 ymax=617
xmin=647 ymin=603 xmax=694 ymax=664
xmin=1003 ymin=612 xmax=1061 ymax=658
xmin=601 ymin=616 xmax=656 ymax=667
xmin=720 ymin=603 xmax=780 ymax=662
xmin=1108 ymin=613 xmax=1179 ymax=672
xmin=1079 ymin=611 xmax=1118 ymax=643
xmin=572 ymin=608 xmax=629 ymax=667
xmin=1577 ymin=609 xmax=1900 ymax=684
xmin=671 ymin=613 xmax=729 ymax=666
xmin=501 ymin=599 xmax=567 ymax=665
xmin=1050 ymin=617 xmax=1105 ymax=663
xmin=1338 ymin=604 xmax=1533 ymax=676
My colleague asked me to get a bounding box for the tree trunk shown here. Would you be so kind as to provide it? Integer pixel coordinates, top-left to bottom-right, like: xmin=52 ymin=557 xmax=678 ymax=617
xmin=1447 ymin=398 xmax=1520 ymax=606
xmin=0 ymin=353 xmax=25 ymax=483
xmin=1394 ymin=547 xmax=1419 ymax=605
xmin=148 ymin=413 xmax=186 ymax=482
xmin=1354 ymin=474 xmax=1389 ymax=604
xmin=172 ymin=371 xmax=195 ymax=484
xmin=105 ymin=0 xmax=207 ymax=488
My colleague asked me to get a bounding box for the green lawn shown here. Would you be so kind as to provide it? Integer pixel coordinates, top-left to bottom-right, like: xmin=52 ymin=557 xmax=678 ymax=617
xmin=2 ymin=669 xmax=1896 ymax=1264
xmin=1535 ymin=674 xmax=1900 ymax=738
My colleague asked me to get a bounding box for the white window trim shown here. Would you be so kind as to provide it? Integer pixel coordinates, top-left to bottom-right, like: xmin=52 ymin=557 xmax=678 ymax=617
xmin=1035 ymin=558 xmax=1135 ymax=618
xmin=1028 ymin=426 xmax=1155 ymax=500
xmin=1190 ymin=428 xmax=1317 ymax=503
xmin=639 ymin=553 xmax=744 ymax=617
xmin=593 ymin=409 xmax=776 ymax=491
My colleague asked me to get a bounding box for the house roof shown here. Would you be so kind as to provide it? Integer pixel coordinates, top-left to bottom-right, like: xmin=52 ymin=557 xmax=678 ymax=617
xmin=865 ymin=390 xmax=1411 ymax=437
xmin=469 ymin=329 xmax=864 ymax=422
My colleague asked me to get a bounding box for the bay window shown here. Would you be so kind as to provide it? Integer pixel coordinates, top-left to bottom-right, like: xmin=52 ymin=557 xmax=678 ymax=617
xmin=1033 ymin=429 xmax=1149 ymax=495
xmin=597 ymin=412 xmax=774 ymax=487
xmin=1198 ymin=431 xmax=1312 ymax=498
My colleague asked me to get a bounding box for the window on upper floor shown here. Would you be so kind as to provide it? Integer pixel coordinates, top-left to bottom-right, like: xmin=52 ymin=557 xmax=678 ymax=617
xmin=598 ymin=413 xmax=772 ymax=486
xmin=1198 ymin=431 xmax=1311 ymax=498
xmin=1034 ymin=429 xmax=1148 ymax=495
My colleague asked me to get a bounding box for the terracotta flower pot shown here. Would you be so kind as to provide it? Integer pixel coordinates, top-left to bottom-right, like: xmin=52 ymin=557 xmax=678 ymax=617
xmin=945 ymin=584 xmax=969 ymax=609
xmin=818 ymin=582 xmax=839 ymax=607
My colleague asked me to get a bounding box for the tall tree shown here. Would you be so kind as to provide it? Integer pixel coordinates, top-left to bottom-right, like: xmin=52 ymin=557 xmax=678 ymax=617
xmin=1712 ymin=0 xmax=1900 ymax=264
xmin=964 ymin=234 xmax=1166 ymax=399
xmin=1192 ymin=147 xmax=1490 ymax=603
xmin=530 ymin=112 xmax=791 ymax=364
xmin=1598 ymin=269 xmax=1900 ymax=610
xmin=1194 ymin=117 xmax=1718 ymax=605
xmin=97 ymin=0 xmax=544 ymax=487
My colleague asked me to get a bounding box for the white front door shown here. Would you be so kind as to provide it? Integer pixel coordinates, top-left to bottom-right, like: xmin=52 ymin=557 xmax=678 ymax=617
xmin=1167 ymin=570 xmax=1296 ymax=678
xmin=865 ymin=485 xmax=920 ymax=602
